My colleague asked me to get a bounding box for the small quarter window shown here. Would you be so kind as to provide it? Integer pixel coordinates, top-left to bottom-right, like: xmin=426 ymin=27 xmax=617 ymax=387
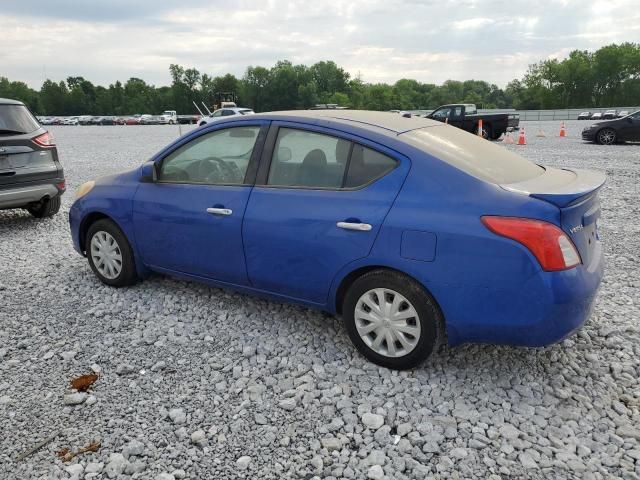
xmin=345 ymin=145 xmax=397 ymax=188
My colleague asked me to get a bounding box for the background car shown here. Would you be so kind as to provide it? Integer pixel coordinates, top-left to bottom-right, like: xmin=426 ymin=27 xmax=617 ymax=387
xmin=70 ymin=110 xmax=604 ymax=369
xmin=577 ymin=111 xmax=591 ymax=120
xmin=0 ymin=98 xmax=65 ymax=217
xmin=124 ymin=116 xmax=141 ymax=125
xmin=617 ymin=110 xmax=630 ymax=118
xmin=198 ymin=107 xmax=254 ymax=126
xmin=582 ymin=109 xmax=640 ymax=144
xmin=78 ymin=115 xmax=94 ymax=125
xmin=591 ymin=112 xmax=603 ymax=120
xmin=602 ymin=110 xmax=617 ymax=119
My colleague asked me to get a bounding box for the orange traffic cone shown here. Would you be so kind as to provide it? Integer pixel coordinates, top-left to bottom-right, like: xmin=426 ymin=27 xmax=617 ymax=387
xmin=559 ymin=122 xmax=567 ymax=137
xmin=517 ymin=128 xmax=526 ymax=145
xmin=503 ymin=131 xmax=514 ymax=144
xmin=477 ymin=119 xmax=484 ymax=137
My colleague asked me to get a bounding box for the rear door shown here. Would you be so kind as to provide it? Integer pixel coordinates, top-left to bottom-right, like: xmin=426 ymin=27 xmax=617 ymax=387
xmin=242 ymin=123 xmax=410 ymax=304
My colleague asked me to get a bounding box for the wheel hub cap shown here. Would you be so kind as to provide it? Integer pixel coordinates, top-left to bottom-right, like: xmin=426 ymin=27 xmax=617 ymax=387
xmin=90 ymin=231 xmax=123 ymax=280
xmin=354 ymin=288 xmax=421 ymax=358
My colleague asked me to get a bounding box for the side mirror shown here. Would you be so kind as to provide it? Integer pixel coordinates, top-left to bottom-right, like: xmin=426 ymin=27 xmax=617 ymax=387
xmin=140 ymin=161 xmax=158 ymax=183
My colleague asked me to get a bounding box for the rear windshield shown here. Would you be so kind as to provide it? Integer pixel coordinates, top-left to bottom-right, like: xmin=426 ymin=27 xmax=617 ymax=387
xmin=0 ymin=105 xmax=40 ymax=134
xmin=403 ymin=126 xmax=544 ymax=184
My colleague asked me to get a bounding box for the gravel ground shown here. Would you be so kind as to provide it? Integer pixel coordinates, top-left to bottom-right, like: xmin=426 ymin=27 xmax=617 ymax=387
xmin=0 ymin=121 xmax=638 ymax=480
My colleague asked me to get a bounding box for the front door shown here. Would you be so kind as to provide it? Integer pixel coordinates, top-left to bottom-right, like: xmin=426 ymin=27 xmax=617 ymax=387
xmin=133 ymin=123 xmax=266 ymax=284
xmin=242 ymin=123 xmax=409 ymax=304
xmin=619 ymin=111 xmax=640 ymax=141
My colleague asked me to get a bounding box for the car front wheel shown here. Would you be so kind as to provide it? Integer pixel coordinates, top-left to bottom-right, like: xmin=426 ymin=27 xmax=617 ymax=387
xmin=86 ymin=219 xmax=138 ymax=287
xmin=597 ymin=128 xmax=616 ymax=145
xmin=343 ymin=270 xmax=443 ymax=370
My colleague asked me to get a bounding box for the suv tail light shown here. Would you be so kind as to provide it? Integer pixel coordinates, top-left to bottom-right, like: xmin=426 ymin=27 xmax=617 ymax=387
xmin=33 ymin=131 xmax=55 ymax=147
xmin=481 ymin=216 xmax=581 ymax=271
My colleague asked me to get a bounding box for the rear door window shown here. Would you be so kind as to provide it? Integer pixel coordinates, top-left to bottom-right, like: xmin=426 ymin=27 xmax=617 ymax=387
xmin=0 ymin=105 xmax=40 ymax=134
xmin=268 ymin=128 xmax=350 ymax=188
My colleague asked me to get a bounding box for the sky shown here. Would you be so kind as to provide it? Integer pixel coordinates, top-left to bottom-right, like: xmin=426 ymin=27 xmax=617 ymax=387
xmin=1 ymin=0 xmax=638 ymax=88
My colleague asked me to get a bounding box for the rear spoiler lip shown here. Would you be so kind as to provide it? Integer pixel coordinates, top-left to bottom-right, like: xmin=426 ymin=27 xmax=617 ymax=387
xmin=500 ymin=167 xmax=606 ymax=208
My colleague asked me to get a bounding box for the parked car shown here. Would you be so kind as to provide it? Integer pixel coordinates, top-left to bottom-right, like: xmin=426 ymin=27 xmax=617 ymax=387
xmin=62 ymin=117 xmax=79 ymax=126
xmin=124 ymin=116 xmax=141 ymax=125
xmin=602 ymin=110 xmax=617 ymax=119
xmin=78 ymin=115 xmax=94 ymax=125
xmin=577 ymin=112 xmax=592 ymax=120
xmin=617 ymin=111 xmax=630 ymax=118
xmin=425 ymin=104 xmax=513 ymax=140
xmin=69 ymin=110 xmax=604 ymax=369
xmin=582 ymin=110 xmax=640 ymax=145
xmin=178 ymin=114 xmax=201 ymax=125
xmin=139 ymin=115 xmax=160 ymax=125
xmin=198 ymin=107 xmax=254 ymax=126
xmin=0 ymin=98 xmax=65 ymax=217
xmin=591 ymin=112 xmax=603 ymax=120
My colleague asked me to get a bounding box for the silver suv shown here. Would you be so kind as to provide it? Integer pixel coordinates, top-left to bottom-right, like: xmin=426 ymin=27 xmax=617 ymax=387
xmin=0 ymin=98 xmax=65 ymax=217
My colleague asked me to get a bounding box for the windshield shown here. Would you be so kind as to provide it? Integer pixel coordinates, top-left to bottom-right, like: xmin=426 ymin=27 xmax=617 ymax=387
xmin=0 ymin=104 xmax=40 ymax=134
xmin=403 ymin=126 xmax=544 ymax=184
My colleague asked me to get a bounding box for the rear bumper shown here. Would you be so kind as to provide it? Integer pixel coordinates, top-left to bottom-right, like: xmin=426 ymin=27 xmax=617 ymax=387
xmin=0 ymin=178 xmax=65 ymax=209
xmin=444 ymin=241 xmax=604 ymax=347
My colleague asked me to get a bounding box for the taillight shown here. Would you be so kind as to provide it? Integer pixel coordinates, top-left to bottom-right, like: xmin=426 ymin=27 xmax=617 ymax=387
xmin=33 ymin=131 xmax=55 ymax=147
xmin=481 ymin=216 xmax=581 ymax=271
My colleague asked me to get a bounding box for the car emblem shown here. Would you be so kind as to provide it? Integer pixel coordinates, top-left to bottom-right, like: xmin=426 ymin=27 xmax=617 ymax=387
xmin=569 ymin=225 xmax=584 ymax=234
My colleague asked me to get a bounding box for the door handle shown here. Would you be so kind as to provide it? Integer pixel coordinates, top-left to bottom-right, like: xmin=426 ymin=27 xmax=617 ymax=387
xmin=206 ymin=207 xmax=232 ymax=216
xmin=337 ymin=221 xmax=372 ymax=231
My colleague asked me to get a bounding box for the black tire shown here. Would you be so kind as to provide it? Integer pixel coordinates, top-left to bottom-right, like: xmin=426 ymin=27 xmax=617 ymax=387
xmin=27 ymin=195 xmax=61 ymax=218
xmin=597 ymin=128 xmax=617 ymax=145
xmin=86 ymin=219 xmax=138 ymax=287
xmin=342 ymin=269 xmax=444 ymax=370
xmin=481 ymin=124 xmax=492 ymax=140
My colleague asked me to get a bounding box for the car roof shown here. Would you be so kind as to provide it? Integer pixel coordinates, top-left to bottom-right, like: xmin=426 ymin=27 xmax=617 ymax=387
xmin=0 ymin=98 xmax=25 ymax=106
xmin=245 ymin=110 xmax=441 ymax=135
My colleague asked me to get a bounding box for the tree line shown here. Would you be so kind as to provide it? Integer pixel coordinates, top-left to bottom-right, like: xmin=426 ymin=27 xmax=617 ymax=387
xmin=1 ymin=43 xmax=638 ymax=116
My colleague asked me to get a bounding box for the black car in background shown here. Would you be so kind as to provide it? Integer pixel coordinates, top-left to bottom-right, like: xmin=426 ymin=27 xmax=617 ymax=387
xmin=577 ymin=111 xmax=592 ymax=120
xmin=0 ymin=98 xmax=65 ymax=217
xmin=582 ymin=110 xmax=640 ymax=145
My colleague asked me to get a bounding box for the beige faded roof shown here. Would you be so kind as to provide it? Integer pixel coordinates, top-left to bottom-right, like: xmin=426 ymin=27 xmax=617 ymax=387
xmin=250 ymin=110 xmax=442 ymax=134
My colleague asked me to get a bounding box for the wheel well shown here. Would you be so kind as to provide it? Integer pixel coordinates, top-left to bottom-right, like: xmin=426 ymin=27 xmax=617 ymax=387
xmin=334 ymin=266 xmax=441 ymax=315
xmin=79 ymin=212 xmax=110 ymax=252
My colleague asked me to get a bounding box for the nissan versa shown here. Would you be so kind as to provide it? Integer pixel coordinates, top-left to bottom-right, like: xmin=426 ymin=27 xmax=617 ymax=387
xmin=69 ymin=111 xmax=605 ymax=369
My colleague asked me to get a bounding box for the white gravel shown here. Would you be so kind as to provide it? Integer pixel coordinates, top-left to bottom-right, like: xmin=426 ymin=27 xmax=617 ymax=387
xmin=0 ymin=122 xmax=638 ymax=479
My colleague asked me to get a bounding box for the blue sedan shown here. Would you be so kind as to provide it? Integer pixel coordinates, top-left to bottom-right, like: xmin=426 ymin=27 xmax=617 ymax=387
xmin=69 ymin=111 xmax=605 ymax=369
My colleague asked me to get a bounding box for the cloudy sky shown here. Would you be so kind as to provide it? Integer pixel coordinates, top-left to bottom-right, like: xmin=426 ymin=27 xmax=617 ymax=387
xmin=2 ymin=0 xmax=638 ymax=88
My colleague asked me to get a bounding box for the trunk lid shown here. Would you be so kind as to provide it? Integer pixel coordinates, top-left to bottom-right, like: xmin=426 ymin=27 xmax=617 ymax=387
xmin=501 ymin=167 xmax=606 ymax=266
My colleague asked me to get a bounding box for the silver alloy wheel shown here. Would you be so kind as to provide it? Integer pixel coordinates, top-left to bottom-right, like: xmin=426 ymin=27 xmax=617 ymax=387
xmin=354 ymin=288 xmax=421 ymax=358
xmin=598 ymin=129 xmax=616 ymax=145
xmin=90 ymin=231 xmax=123 ymax=280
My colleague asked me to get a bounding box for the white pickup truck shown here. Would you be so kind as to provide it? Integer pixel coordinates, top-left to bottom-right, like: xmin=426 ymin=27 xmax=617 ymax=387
xmin=159 ymin=110 xmax=178 ymax=124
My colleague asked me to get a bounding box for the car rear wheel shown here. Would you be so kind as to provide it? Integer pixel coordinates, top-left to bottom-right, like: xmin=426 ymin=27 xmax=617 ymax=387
xmin=343 ymin=270 xmax=443 ymax=370
xmin=86 ymin=219 xmax=138 ymax=287
xmin=27 ymin=195 xmax=61 ymax=218
xmin=597 ymin=128 xmax=616 ymax=145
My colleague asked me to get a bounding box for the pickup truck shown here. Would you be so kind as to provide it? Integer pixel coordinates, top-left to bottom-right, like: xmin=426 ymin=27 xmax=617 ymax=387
xmin=426 ymin=104 xmax=514 ymax=140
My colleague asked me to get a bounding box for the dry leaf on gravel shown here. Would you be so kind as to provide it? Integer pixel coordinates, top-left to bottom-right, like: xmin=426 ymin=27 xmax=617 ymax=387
xmin=70 ymin=373 xmax=99 ymax=392
xmin=56 ymin=442 xmax=100 ymax=462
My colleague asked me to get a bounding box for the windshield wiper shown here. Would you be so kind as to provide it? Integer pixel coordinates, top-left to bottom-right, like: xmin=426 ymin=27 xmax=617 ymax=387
xmin=0 ymin=129 xmax=27 ymax=135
